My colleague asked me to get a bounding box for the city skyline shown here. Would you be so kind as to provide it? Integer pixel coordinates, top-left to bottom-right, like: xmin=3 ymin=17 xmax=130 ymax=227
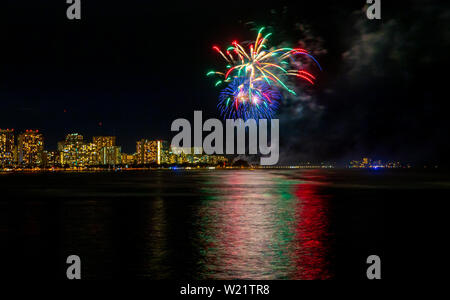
xmin=2 ymin=126 xmax=416 ymax=169
xmin=0 ymin=126 xmax=229 ymax=168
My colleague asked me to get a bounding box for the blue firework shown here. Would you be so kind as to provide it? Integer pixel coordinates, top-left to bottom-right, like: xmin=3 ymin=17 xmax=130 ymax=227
xmin=218 ymin=77 xmax=281 ymax=120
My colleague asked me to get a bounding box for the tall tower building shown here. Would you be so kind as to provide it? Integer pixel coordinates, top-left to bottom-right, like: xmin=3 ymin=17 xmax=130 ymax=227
xmin=93 ymin=136 xmax=116 ymax=164
xmin=60 ymin=133 xmax=85 ymax=167
xmin=0 ymin=128 xmax=15 ymax=167
xmin=159 ymin=140 xmax=170 ymax=164
xmin=99 ymin=146 xmax=121 ymax=165
xmin=136 ymin=139 xmax=164 ymax=165
xmin=18 ymin=130 xmax=44 ymax=167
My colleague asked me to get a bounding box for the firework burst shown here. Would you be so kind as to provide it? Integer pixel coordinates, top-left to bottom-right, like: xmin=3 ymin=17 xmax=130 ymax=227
xmin=208 ymin=27 xmax=321 ymax=120
xmin=218 ymin=76 xmax=281 ymax=120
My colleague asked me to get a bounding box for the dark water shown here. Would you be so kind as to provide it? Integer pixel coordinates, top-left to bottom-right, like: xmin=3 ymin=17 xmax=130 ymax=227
xmin=2 ymin=168 xmax=434 ymax=280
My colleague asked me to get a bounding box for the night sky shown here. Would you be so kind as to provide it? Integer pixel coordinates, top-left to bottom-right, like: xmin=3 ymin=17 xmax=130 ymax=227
xmin=0 ymin=1 xmax=449 ymax=165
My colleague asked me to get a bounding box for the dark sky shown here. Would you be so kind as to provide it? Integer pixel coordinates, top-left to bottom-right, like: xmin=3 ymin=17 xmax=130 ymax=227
xmin=0 ymin=1 xmax=449 ymax=165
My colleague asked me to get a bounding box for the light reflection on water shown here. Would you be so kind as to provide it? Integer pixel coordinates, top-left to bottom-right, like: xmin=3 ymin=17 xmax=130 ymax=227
xmin=1 ymin=170 xmax=341 ymax=279
xmin=194 ymin=170 xmax=332 ymax=279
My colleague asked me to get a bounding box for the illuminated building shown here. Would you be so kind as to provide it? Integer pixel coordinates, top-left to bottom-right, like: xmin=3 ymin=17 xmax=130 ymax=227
xmin=2 ymin=128 xmax=229 ymax=169
xmin=168 ymin=151 xmax=188 ymax=164
xmin=348 ymin=157 xmax=403 ymax=169
xmin=59 ymin=134 xmax=121 ymax=166
xmin=42 ymin=150 xmax=60 ymax=167
xmin=185 ymin=147 xmax=204 ymax=164
xmin=60 ymin=133 xmax=98 ymax=167
xmin=170 ymin=147 xmax=203 ymax=164
xmin=121 ymin=153 xmax=136 ymax=165
xmin=207 ymin=155 xmax=227 ymax=166
xmin=92 ymin=136 xmax=117 ymax=164
xmin=349 ymin=160 xmax=360 ymax=168
xmin=165 ymin=146 xmax=227 ymax=166
xmin=167 ymin=153 xmax=178 ymax=164
xmin=12 ymin=146 xmax=18 ymax=165
xmin=18 ymin=130 xmax=44 ymax=167
xmin=99 ymin=146 xmax=121 ymax=165
xmin=136 ymin=139 xmax=166 ymax=165
xmin=93 ymin=136 xmax=116 ymax=149
xmin=65 ymin=133 xmax=84 ymax=144
xmin=192 ymin=154 xmax=227 ymax=165
xmin=136 ymin=139 xmax=152 ymax=164
xmin=81 ymin=143 xmax=98 ymax=166
xmin=60 ymin=133 xmax=84 ymax=166
xmin=362 ymin=157 xmax=371 ymax=167
xmin=158 ymin=140 xmax=170 ymax=164
xmin=0 ymin=129 xmax=15 ymax=167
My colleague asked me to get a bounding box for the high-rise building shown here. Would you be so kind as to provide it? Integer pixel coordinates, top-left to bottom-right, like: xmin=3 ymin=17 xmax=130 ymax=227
xmin=18 ymin=130 xmax=44 ymax=167
xmin=99 ymin=146 xmax=121 ymax=165
xmin=59 ymin=133 xmax=98 ymax=167
xmin=159 ymin=140 xmax=170 ymax=164
xmin=60 ymin=133 xmax=84 ymax=166
xmin=136 ymin=139 xmax=155 ymax=164
xmin=93 ymin=136 xmax=116 ymax=164
xmin=136 ymin=139 xmax=167 ymax=165
xmin=80 ymin=143 xmax=98 ymax=166
xmin=0 ymin=129 xmax=15 ymax=167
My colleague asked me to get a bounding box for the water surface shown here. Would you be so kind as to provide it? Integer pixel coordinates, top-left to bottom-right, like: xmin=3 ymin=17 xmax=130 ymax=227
xmin=0 ymin=169 xmax=406 ymax=279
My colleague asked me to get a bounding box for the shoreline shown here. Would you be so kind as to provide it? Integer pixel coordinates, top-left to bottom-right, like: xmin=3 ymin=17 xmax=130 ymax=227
xmin=0 ymin=166 xmax=430 ymax=173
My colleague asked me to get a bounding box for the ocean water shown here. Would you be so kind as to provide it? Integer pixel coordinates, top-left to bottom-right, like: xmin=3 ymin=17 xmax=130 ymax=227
xmin=2 ymin=168 xmax=435 ymax=280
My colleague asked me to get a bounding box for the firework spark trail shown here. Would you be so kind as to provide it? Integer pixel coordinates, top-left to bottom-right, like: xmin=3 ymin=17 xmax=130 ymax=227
xmin=208 ymin=27 xmax=322 ymax=120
